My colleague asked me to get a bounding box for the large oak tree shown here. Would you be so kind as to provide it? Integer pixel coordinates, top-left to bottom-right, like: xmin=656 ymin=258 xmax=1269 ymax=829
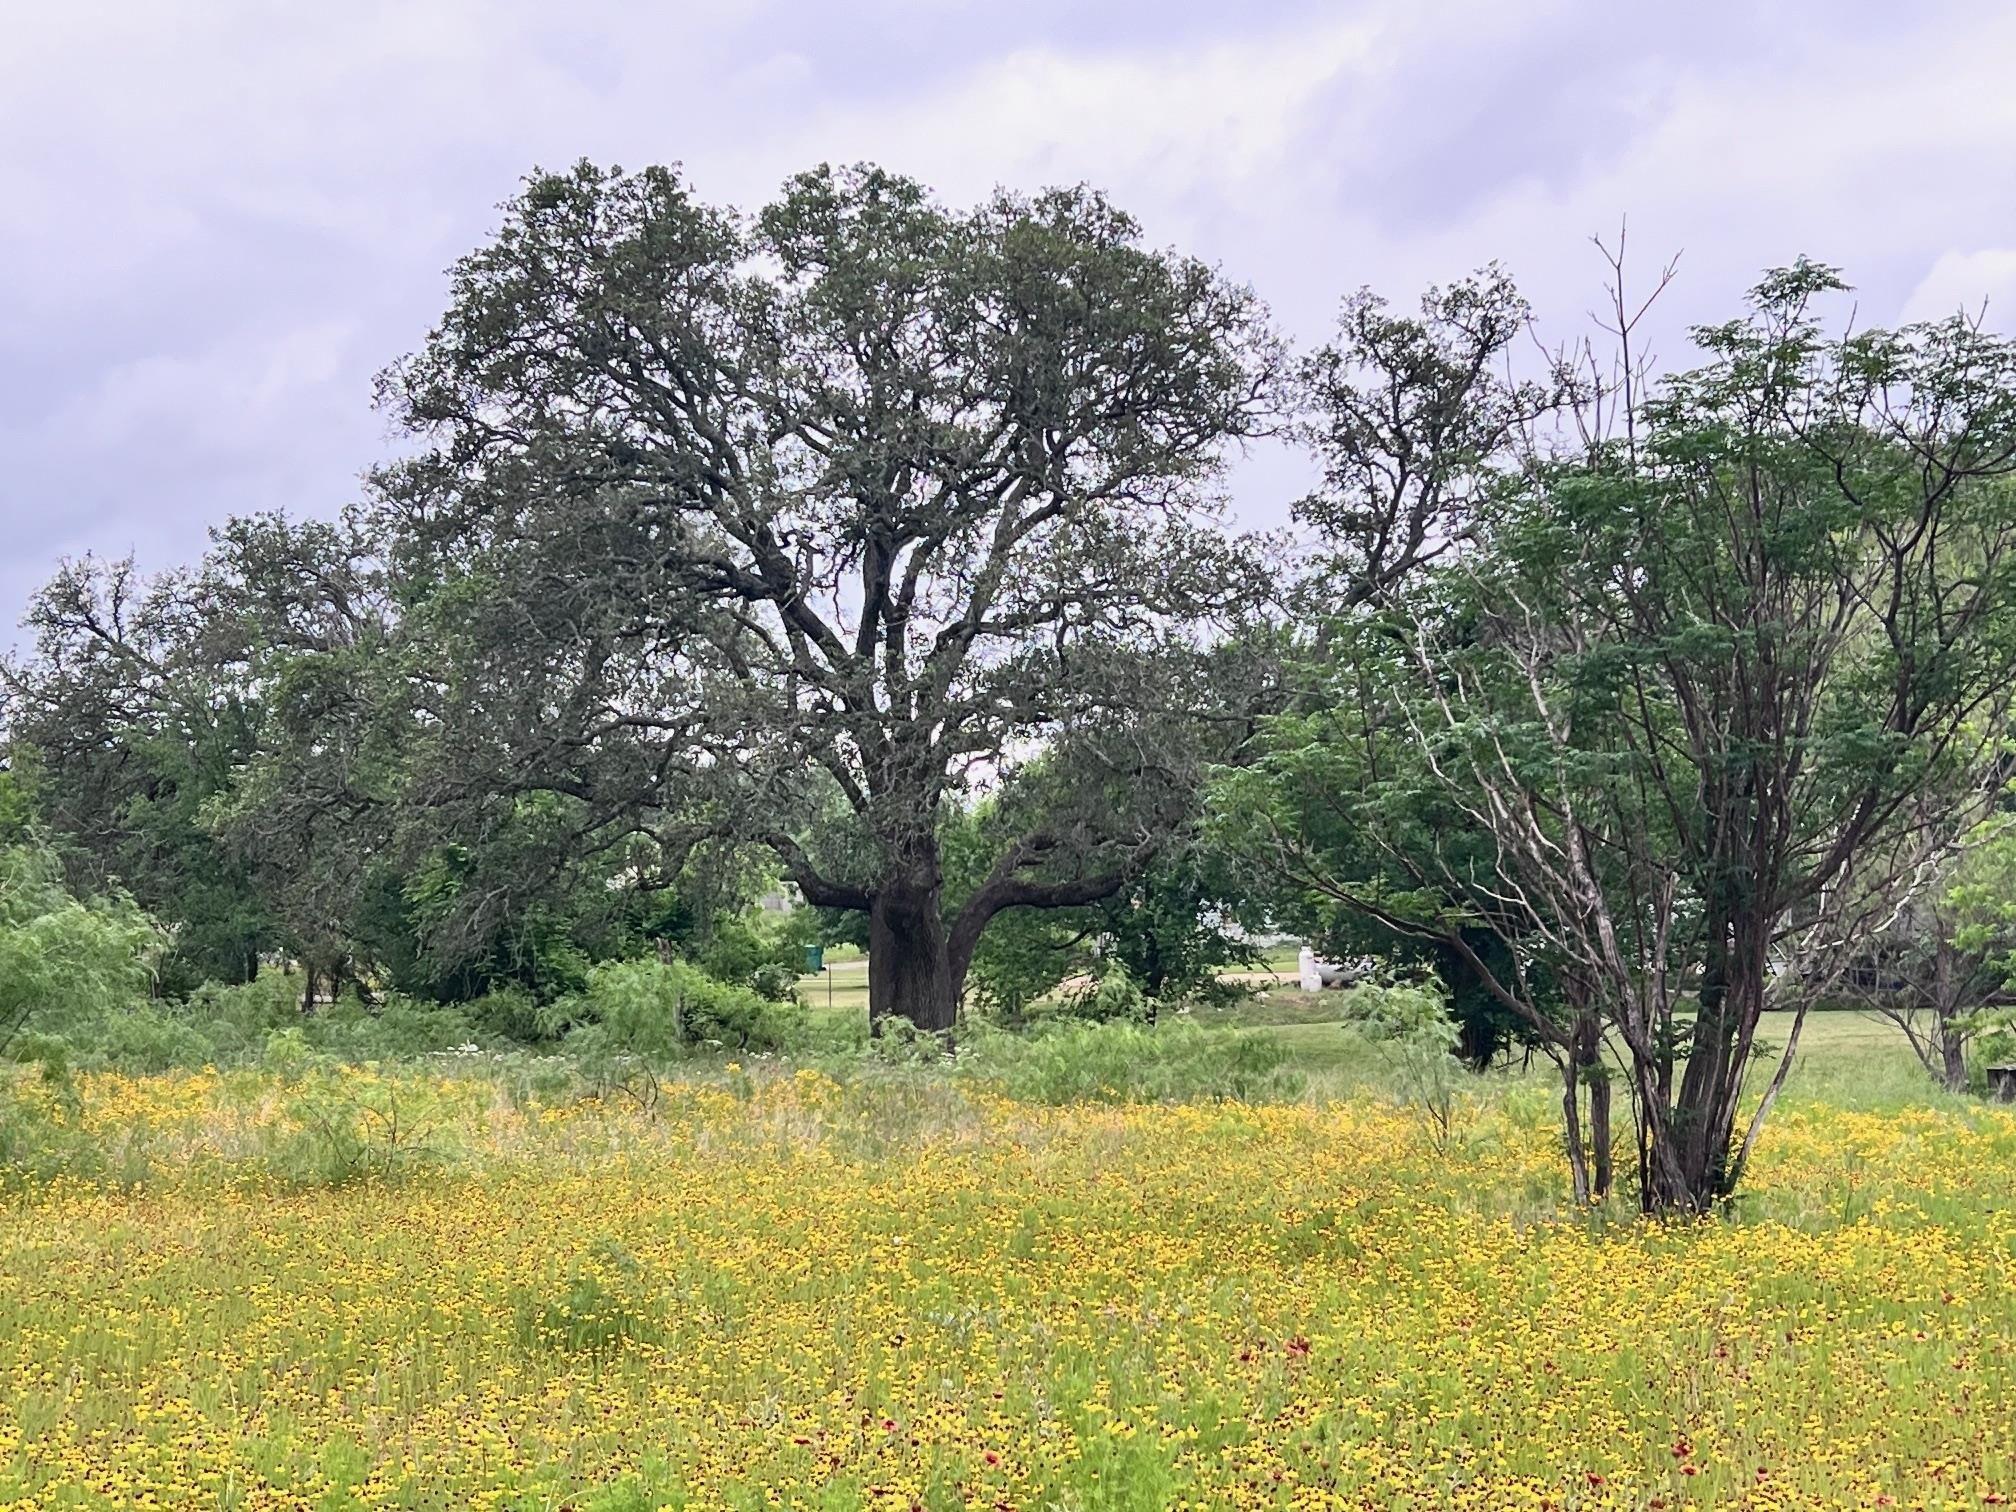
xmin=371 ymin=162 xmax=1281 ymax=1031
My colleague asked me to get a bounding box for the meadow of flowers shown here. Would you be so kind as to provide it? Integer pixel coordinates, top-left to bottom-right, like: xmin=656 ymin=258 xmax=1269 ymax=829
xmin=0 ymin=1061 xmax=2013 ymax=1510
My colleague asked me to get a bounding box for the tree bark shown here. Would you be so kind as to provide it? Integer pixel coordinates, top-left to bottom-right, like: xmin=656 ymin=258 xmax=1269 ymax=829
xmin=1631 ymin=1057 xmax=1694 ymax=1215
xmin=774 ymin=826 xmax=1131 ymax=1036
xmin=1659 ymin=901 xmax=1773 ymax=1214
xmin=1561 ymin=1057 xmax=1591 ymax=1206
xmin=1588 ymin=1061 xmax=1614 ymax=1200
xmin=868 ymin=883 xmax=958 ymax=1035
xmin=1934 ymin=938 xmax=1970 ymax=1093
xmin=1562 ymin=1014 xmax=1614 ymax=1204
xmin=1668 ymin=912 xmax=1733 ymax=1210
xmin=1939 ymin=1020 xmax=1969 ymax=1093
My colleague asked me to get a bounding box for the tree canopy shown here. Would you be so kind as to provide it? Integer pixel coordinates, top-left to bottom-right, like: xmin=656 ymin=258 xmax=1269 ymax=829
xmin=1219 ymin=260 xmax=2016 ymax=1210
xmin=367 ymin=161 xmax=1283 ymax=1030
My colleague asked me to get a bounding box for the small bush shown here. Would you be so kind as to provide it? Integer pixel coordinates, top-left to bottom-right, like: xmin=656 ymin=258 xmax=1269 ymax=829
xmin=694 ymin=908 xmax=818 ymax=998
xmin=257 ymin=1064 xmax=460 ymax=1187
xmin=462 ymin=983 xmax=548 ymax=1043
xmin=299 ymin=994 xmax=487 ymax=1060
xmin=185 ymin=972 xmax=306 ymax=1039
xmin=557 ymin=958 xmax=805 ymax=1060
xmin=1336 ymin=977 xmax=1465 ymax=1148
xmin=1062 ymin=961 xmax=1150 ymax=1023
xmin=0 ymin=839 xmax=160 ymax=1051
xmin=59 ymin=973 xmax=310 ymax=1070
xmin=955 ymin=1017 xmax=1301 ymax=1105
xmin=74 ymin=1005 xmax=218 ymax=1072
xmin=747 ymin=961 xmax=800 ymax=1004
xmin=39 ymin=974 xmax=305 ymax=1072
xmin=260 ymin=1025 xmax=315 ymax=1078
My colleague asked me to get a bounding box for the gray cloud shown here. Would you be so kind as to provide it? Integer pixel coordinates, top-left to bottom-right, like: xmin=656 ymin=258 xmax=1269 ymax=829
xmin=5 ymin=0 xmax=2014 ymax=637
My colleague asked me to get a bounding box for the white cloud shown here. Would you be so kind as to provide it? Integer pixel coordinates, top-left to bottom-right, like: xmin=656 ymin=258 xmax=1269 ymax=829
xmin=37 ymin=321 xmax=352 ymax=456
xmin=773 ymin=18 xmax=1376 ymax=195
xmin=8 ymin=0 xmax=2016 ymax=633
xmin=1902 ymin=250 xmax=2016 ymax=330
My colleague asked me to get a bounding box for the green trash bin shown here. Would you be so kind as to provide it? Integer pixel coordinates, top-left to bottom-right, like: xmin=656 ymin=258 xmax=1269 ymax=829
xmin=804 ymin=945 xmax=825 ymax=973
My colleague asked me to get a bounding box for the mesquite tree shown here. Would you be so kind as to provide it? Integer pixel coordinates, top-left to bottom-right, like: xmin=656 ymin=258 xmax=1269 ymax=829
xmin=1557 ymin=265 xmax=2016 ymax=1209
xmin=1226 ymin=262 xmax=2016 ymax=1211
xmin=371 ymin=162 xmax=1281 ymax=1032
xmin=1216 ymin=612 xmax=1627 ymax=1202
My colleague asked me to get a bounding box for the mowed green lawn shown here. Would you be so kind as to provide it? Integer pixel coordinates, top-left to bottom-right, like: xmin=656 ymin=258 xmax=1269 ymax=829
xmin=1256 ymin=994 xmax=1941 ymax=1108
xmin=799 ymin=955 xmax=871 ymax=1023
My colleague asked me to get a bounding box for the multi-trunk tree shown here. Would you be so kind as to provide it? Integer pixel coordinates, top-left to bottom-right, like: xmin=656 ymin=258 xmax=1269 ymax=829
xmin=1226 ymin=261 xmax=2016 ymax=1212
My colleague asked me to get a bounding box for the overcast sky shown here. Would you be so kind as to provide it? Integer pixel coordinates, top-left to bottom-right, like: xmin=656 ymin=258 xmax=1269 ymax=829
xmin=6 ymin=0 xmax=2016 ymax=637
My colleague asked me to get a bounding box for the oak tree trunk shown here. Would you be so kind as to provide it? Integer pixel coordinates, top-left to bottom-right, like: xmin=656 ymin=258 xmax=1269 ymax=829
xmin=868 ymin=884 xmax=959 ymax=1036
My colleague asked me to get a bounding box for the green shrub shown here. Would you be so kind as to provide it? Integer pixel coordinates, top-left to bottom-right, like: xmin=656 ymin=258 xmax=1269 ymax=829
xmin=185 ymin=972 xmax=305 ymax=1036
xmin=557 ymin=957 xmax=805 ymax=1060
xmin=31 ymin=973 xmax=493 ymax=1072
xmin=46 ymin=974 xmax=306 ymax=1071
xmin=0 ymin=839 xmax=159 ymax=1052
xmin=1061 ymin=960 xmax=1150 ymax=1023
xmin=1336 ymin=978 xmax=1465 ymax=1148
xmin=100 ymin=973 xmax=311 ymax=1067
xmin=298 ymin=994 xmax=487 ymax=1060
xmin=746 ymin=961 xmax=800 ymax=1003
xmin=1966 ymin=1008 xmax=2016 ymax=1093
xmin=464 ymin=983 xmax=547 ymax=1043
xmin=81 ymin=1005 xmax=217 ymax=1072
xmin=963 ymin=906 xmax=1082 ymax=1025
xmin=955 ymin=1017 xmax=1301 ymax=1105
xmin=694 ymin=907 xmax=817 ymax=998
xmin=257 ymin=1065 xmax=460 ymax=1187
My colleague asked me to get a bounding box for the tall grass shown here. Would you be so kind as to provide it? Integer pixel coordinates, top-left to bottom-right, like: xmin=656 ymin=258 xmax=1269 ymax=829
xmin=0 ymin=1059 xmax=2011 ymax=1507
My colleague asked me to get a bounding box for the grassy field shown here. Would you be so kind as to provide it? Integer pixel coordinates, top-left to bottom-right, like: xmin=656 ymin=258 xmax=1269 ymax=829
xmin=1250 ymin=996 xmax=1937 ymax=1102
xmin=807 ymin=959 xmax=1932 ymax=1107
xmin=1 ymin=1009 xmax=2011 ymax=1507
